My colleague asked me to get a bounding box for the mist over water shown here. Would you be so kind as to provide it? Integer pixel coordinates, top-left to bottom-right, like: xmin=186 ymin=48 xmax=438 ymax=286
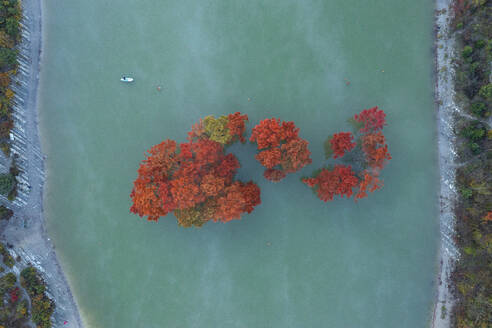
xmin=40 ymin=0 xmax=437 ymax=327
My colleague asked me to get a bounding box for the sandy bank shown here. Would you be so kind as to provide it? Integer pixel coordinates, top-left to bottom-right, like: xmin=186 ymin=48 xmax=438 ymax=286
xmin=0 ymin=0 xmax=83 ymax=326
xmin=432 ymin=0 xmax=459 ymax=327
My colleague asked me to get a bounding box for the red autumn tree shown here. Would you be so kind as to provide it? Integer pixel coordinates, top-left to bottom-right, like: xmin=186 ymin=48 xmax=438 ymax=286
xmin=226 ymin=112 xmax=249 ymax=143
xmin=130 ymin=113 xmax=261 ymax=227
xmin=241 ymin=181 xmax=262 ymax=213
xmin=188 ymin=119 xmax=206 ymax=142
xmin=327 ymin=132 xmax=356 ymax=159
xmin=302 ymin=165 xmax=359 ymax=201
xmin=250 ymin=118 xmax=312 ymax=182
xmin=214 ymin=181 xmax=261 ymax=222
xmin=130 ymin=140 xmax=179 ymax=221
xmin=353 ymin=106 xmax=386 ymax=133
xmin=250 ymin=118 xmax=299 ymax=149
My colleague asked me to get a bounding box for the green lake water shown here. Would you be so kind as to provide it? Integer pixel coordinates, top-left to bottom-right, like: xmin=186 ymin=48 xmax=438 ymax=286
xmin=39 ymin=0 xmax=438 ymax=327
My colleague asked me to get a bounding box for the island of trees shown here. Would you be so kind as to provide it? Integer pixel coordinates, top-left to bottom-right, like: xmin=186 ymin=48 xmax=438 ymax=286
xmin=130 ymin=108 xmax=391 ymax=227
xmin=302 ymin=107 xmax=391 ymax=201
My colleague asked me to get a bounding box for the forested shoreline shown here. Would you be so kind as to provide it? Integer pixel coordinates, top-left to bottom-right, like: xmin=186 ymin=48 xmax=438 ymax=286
xmin=449 ymin=0 xmax=491 ymax=326
xmin=0 ymin=0 xmax=20 ymax=199
xmin=0 ymin=1 xmax=55 ymax=327
xmin=0 ymin=0 xmax=20 ymax=155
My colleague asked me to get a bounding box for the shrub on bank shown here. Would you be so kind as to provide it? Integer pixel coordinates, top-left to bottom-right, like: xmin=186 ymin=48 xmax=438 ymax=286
xmin=0 ymin=205 xmax=12 ymax=220
xmin=0 ymin=243 xmax=14 ymax=268
xmin=470 ymin=102 xmax=486 ymax=116
xmin=0 ymin=272 xmax=15 ymax=294
xmin=0 ymin=172 xmax=14 ymax=196
xmin=461 ymin=45 xmax=473 ymax=58
xmin=0 ymin=275 xmax=30 ymax=327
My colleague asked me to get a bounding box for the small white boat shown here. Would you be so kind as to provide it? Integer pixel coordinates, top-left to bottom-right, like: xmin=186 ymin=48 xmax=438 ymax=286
xmin=120 ymin=76 xmax=134 ymax=83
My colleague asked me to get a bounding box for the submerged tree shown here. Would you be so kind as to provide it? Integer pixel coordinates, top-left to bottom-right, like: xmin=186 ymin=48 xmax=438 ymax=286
xmin=325 ymin=132 xmax=356 ymax=159
xmin=130 ymin=112 xmax=261 ymax=227
xmin=250 ymin=118 xmax=312 ymax=182
xmin=303 ymin=107 xmax=391 ymax=202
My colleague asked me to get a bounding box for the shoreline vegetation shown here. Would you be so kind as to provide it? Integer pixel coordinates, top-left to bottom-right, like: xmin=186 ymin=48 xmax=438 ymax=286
xmin=448 ymin=0 xmax=491 ymax=326
xmin=0 ymin=241 xmax=54 ymax=327
xmin=0 ymin=0 xmax=21 ymax=202
xmin=0 ymin=2 xmax=55 ymax=326
xmin=0 ymin=0 xmax=54 ymax=327
xmin=434 ymin=0 xmax=491 ymax=327
xmin=0 ymin=0 xmax=21 ymax=158
xmin=0 ymin=0 xmax=83 ymax=327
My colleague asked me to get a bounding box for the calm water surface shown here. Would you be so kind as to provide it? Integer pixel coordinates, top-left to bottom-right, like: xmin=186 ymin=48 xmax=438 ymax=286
xmin=40 ymin=0 xmax=438 ymax=327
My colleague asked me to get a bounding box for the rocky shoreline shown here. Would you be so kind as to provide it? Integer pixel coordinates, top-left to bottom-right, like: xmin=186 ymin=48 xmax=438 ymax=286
xmin=432 ymin=0 xmax=460 ymax=327
xmin=0 ymin=0 xmax=83 ymax=326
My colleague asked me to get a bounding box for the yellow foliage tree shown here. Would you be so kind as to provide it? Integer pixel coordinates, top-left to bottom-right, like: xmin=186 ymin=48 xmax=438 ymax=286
xmin=0 ymin=31 xmax=14 ymax=48
xmin=0 ymin=72 xmax=10 ymax=88
xmin=203 ymin=115 xmax=232 ymax=145
xmin=5 ymin=88 xmax=14 ymax=100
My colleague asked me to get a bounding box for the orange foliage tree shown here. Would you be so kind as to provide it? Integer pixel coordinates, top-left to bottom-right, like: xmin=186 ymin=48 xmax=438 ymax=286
xmin=303 ymin=165 xmax=359 ymax=201
xmin=130 ymin=113 xmax=261 ymax=227
xmin=250 ymin=118 xmax=312 ymax=182
xmin=303 ymin=107 xmax=391 ymax=202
